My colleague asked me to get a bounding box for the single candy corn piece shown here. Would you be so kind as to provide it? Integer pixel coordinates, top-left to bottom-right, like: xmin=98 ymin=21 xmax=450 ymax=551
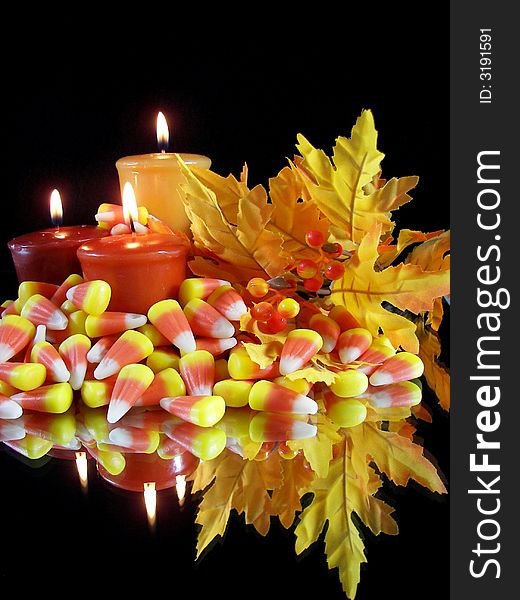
xmin=46 ymin=311 xmax=88 ymax=345
xmin=135 ymin=368 xmax=186 ymax=407
xmin=249 ymin=380 xmax=318 ymax=415
xmin=0 ymin=393 xmax=23 ymax=419
xmin=207 ymin=285 xmax=247 ymax=321
xmin=279 ymin=329 xmax=323 ymax=375
xmin=107 ymin=364 xmax=155 ymax=424
xmin=85 ymin=312 xmax=147 ymax=338
xmin=0 ymin=362 xmax=46 ymax=391
xmin=179 ymin=350 xmax=215 ymax=396
xmin=337 ymin=328 xmax=373 ymax=364
xmin=86 ymin=334 xmax=119 ymax=363
xmin=193 ymin=337 xmax=237 ymax=357
xmin=308 ymin=314 xmax=341 ymax=354
xmin=59 ymin=334 xmax=91 ymax=390
xmin=249 ymin=412 xmax=317 ymax=442
xmin=80 ymin=376 xmax=117 ymax=408
xmin=365 ymin=381 xmax=422 ymax=408
xmin=18 ymin=281 xmax=59 ymax=306
xmin=50 ymin=274 xmax=84 ymax=307
xmin=31 ymin=341 xmax=70 ymax=383
xmin=369 ymin=352 xmax=424 ymax=386
xmin=157 ymin=435 xmax=187 ymax=460
xmin=94 ymin=330 xmax=154 ymax=380
xmin=21 ymin=294 xmax=68 ymax=330
xmin=66 ymin=280 xmax=111 ymax=316
xmin=178 ymin=278 xmax=230 ymax=307
xmin=85 ymin=444 xmax=126 ymax=475
xmin=215 ymin=358 xmax=229 ymax=382
xmin=328 ymin=306 xmax=361 ymax=331
xmin=22 ymin=411 xmax=77 ymax=446
xmin=0 ymin=315 xmax=35 ymax=362
xmin=324 ymin=392 xmax=367 ymax=428
xmin=23 ymin=324 xmax=47 ymax=362
xmin=4 ymin=435 xmax=53 ymax=459
xmin=162 ymin=421 xmax=226 ymax=461
xmin=137 ymin=323 xmax=171 ymax=347
xmin=273 ymin=376 xmax=312 ymax=396
xmin=330 ymin=369 xmax=369 ymax=398
xmin=184 ymin=298 xmax=235 ymax=339
xmin=148 ymin=299 xmax=196 ymax=353
xmin=356 ymin=341 xmax=396 ymax=376
xmin=160 ymin=395 xmax=226 ymax=427
xmin=0 ymin=418 xmax=25 ymax=441
xmin=146 ymin=348 xmax=180 ymax=373
xmin=213 ymin=379 xmax=253 ymax=408
xmin=228 ymin=346 xmax=280 ymax=380
xmin=11 ymin=383 xmax=73 ymax=414
xmin=108 ymin=426 xmax=160 ymax=453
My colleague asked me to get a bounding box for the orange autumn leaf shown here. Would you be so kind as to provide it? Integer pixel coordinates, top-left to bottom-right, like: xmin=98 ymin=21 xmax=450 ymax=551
xmin=416 ymin=320 xmax=450 ymax=410
xmin=378 ymin=229 xmax=445 ymax=269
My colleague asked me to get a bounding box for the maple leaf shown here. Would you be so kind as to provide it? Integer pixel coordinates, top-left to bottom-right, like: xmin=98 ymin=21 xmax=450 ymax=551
xmin=378 ymin=229 xmax=445 ymax=269
xmin=331 ymin=224 xmax=450 ymax=352
xmin=242 ymin=341 xmax=282 ymax=369
xmin=416 ymin=320 xmax=450 ymax=410
xmin=271 ymin=453 xmax=314 ymax=529
xmin=286 ymin=365 xmax=337 ymax=386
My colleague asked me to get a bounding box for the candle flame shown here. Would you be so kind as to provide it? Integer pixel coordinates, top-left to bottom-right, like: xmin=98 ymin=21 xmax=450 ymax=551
xmin=144 ymin=482 xmax=157 ymax=528
xmin=176 ymin=475 xmax=186 ymax=507
xmin=122 ymin=182 xmax=139 ymax=229
xmin=50 ymin=189 xmax=63 ymax=227
xmin=156 ymin=111 xmax=169 ymax=152
xmin=75 ymin=451 xmax=88 ymax=489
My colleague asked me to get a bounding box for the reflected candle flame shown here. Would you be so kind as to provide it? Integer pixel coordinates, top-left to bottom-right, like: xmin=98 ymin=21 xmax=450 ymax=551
xmin=122 ymin=183 xmax=139 ymax=231
xmin=75 ymin=451 xmax=88 ymax=489
xmin=50 ymin=189 xmax=63 ymax=228
xmin=143 ymin=481 xmax=157 ymax=528
xmin=157 ymin=111 xmax=169 ymax=152
xmin=176 ymin=475 xmax=186 ymax=507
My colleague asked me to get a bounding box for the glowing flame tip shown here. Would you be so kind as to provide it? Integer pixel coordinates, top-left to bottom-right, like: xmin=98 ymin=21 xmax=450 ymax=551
xmin=50 ymin=189 xmax=63 ymax=227
xmin=156 ymin=111 xmax=169 ymax=151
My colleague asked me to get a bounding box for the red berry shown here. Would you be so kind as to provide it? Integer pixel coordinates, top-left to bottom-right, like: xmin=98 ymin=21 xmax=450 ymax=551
xmin=322 ymin=242 xmax=343 ymax=258
xmin=324 ymin=261 xmax=345 ymax=280
xmin=296 ymin=259 xmax=318 ymax=279
xmin=251 ymin=302 xmax=275 ymax=322
xmin=258 ymin=312 xmax=287 ymax=334
xmin=305 ymin=230 xmax=325 ymax=248
xmin=304 ymin=276 xmax=323 ymax=292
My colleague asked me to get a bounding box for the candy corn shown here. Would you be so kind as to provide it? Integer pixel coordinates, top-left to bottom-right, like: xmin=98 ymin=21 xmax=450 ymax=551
xmin=324 ymin=392 xmax=367 ymax=427
xmin=146 ymin=348 xmax=180 ymax=373
xmin=46 ymin=310 xmax=87 ymax=344
xmin=162 ymin=420 xmax=226 ymax=461
xmin=94 ymin=330 xmax=154 ymax=380
xmin=22 ymin=411 xmax=77 ymax=446
xmin=59 ymin=300 xmax=79 ymax=315
xmin=328 ymin=306 xmax=361 ymax=331
xmin=308 ymin=314 xmax=341 ymax=354
xmin=81 ymin=406 xmax=112 ymax=442
xmin=137 ymin=323 xmax=171 ymax=347
xmin=0 ymin=380 xmax=18 ymax=397
xmin=228 ymin=346 xmax=280 ymax=380
xmin=249 ymin=412 xmax=317 ymax=442
xmin=273 ymin=376 xmax=312 ymax=396
xmin=121 ymin=408 xmax=180 ymax=431
xmin=30 ymin=341 xmax=69 ymax=382
xmin=4 ymin=435 xmax=53 ymax=459
xmin=59 ymin=334 xmax=91 ymax=390
xmin=18 ymin=281 xmax=59 ymax=306
xmin=66 ymin=280 xmax=111 ymax=316
xmin=95 ymin=202 xmax=148 ymax=229
xmin=213 ymin=379 xmax=253 ymax=408
xmin=85 ymin=312 xmax=147 ymax=338
xmin=148 ymin=299 xmax=196 ymax=353
xmin=178 ymin=278 xmax=230 ymax=307
xmin=337 ymin=328 xmax=373 ymax=364
xmin=364 ymin=381 xmax=422 ymax=408
xmin=193 ymin=337 xmax=237 ymax=356
xmin=108 ymin=426 xmax=160 ymax=453
xmin=0 ymin=393 xmax=23 ymax=419
xmin=21 ymin=294 xmax=68 ymax=330
xmin=279 ymin=329 xmax=323 ymax=375
xmin=184 ymin=298 xmax=235 ymax=339
xmin=2 ymin=299 xmax=21 ymax=316
xmin=11 ymin=383 xmax=73 ymax=414
xmin=207 ymin=285 xmax=247 ymax=321
xmin=107 ymin=364 xmax=155 ymax=423
xmin=157 ymin=435 xmax=187 ymax=460
xmin=160 ymin=395 xmax=226 ymax=427
xmin=369 ymin=352 xmax=424 ymax=386
xmin=86 ymin=334 xmax=119 ymax=363
xmin=0 ymin=315 xmax=35 ymax=362
xmin=23 ymin=324 xmax=46 ymax=362
xmin=85 ymin=444 xmax=126 ymax=475
xmin=356 ymin=341 xmax=395 ymax=376
xmin=330 ymin=369 xmax=369 ymax=398
xmin=0 ymin=362 xmax=46 ymax=391
xmin=249 ymin=380 xmax=318 ymax=414
xmin=80 ymin=376 xmax=117 ymax=408
xmin=50 ymin=274 xmax=84 ymax=306
xmin=179 ymin=350 xmax=215 ymax=396
xmin=135 ymin=368 xmax=186 ymax=406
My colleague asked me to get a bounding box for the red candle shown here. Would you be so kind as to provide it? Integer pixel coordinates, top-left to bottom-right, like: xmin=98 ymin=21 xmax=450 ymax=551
xmin=8 ymin=190 xmax=108 ymax=285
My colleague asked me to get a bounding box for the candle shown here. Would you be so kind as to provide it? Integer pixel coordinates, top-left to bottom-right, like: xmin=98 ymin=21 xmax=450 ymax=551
xmin=8 ymin=190 xmax=108 ymax=285
xmin=77 ymin=184 xmax=190 ymax=314
xmin=115 ymin=112 xmax=211 ymax=233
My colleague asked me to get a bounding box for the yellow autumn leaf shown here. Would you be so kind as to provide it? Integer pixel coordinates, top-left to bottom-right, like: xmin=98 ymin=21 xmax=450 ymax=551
xmin=188 ymin=254 xmax=265 ymax=283
xmin=243 ymin=341 xmax=282 ymax=369
xmin=331 ymin=225 xmax=450 ymax=352
xmin=286 ymin=365 xmax=338 ymax=385
xmin=378 ymin=229 xmax=445 ymax=269
xmin=271 ymin=453 xmax=314 ymax=529
xmin=416 ymin=320 xmax=450 ymax=410
xmin=364 ymin=405 xmax=413 ymax=422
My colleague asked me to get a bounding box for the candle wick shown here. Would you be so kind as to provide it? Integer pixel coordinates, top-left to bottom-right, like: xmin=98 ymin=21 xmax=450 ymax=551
xmin=129 ymin=217 xmax=136 ymax=233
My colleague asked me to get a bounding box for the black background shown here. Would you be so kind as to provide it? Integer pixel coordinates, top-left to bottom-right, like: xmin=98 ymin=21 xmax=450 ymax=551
xmin=0 ymin=10 xmax=449 ymax=599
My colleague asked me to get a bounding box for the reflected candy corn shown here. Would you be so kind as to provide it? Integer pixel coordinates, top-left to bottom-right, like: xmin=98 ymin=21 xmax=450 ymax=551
xmin=214 ymin=407 xmax=260 ymax=459
xmin=86 ymin=334 xmax=119 ymax=363
xmin=85 ymin=312 xmax=147 ymax=338
xmin=184 ymin=298 xmax=235 ymax=339
xmin=21 ymin=294 xmax=68 ymax=330
xmin=249 ymin=380 xmax=318 ymax=414
xmin=4 ymin=435 xmax=53 ymax=459
xmin=107 ymin=364 xmax=155 ymax=423
xmin=121 ymin=408 xmax=181 ymax=431
xmin=137 ymin=323 xmax=171 ymax=347
xmin=162 ymin=421 xmax=226 ymax=461
xmin=0 ymin=362 xmax=46 ymax=391
xmin=81 ymin=406 xmax=112 ymax=442
xmin=330 ymin=369 xmax=369 ymax=398
xmin=337 ymin=328 xmax=373 ymax=364
xmin=66 ymin=280 xmax=111 ymax=316
xmin=0 ymin=393 xmax=23 ymax=419
xmin=135 ymin=368 xmax=186 ymax=407
xmin=249 ymin=412 xmax=317 ymax=442
xmin=356 ymin=341 xmax=396 ymax=376
xmin=50 ymin=274 xmax=84 ymax=307
xmin=0 ymin=315 xmax=35 ymax=362
xmin=109 ymin=425 xmax=160 ymax=453
xmin=24 ymin=324 xmax=47 ymax=362
xmin=213 ymin=379 xmax=253 ymax=407
xmin=364 ymin=381 xmax=422 ymax=408
xmin=11 ymin=383 xmax=73 ymax=414
xmin=146 ymin=348 xmax=180 ymax=373
xmin=85 ymin=443 xmax=126 ymax=475
xmin=0 ymin=419 xmax=25 ymax=441
xmin=80 ymin=376 xmax=117 ymax=408
xmin=59 ymin=334 xmax=91 ymax=390
xmin=328 ymin=306 xmax=361 ymax=331
xmin=207 ymin=285 xmax=247 ymax=321
xmin=279 ymin=329 xmax=323 ymax=375
xmin=308 ymin=313 xmax=341 ymax=354
xmin=157 ymin=435 xmax=186 ymax=459
xmin=369 ymin=352 xmax=424 ymax=386
xmin=148 ymin=299 xmax=196 ymax=353
xmin=324 ymin=392 xmax=367 ymax=427
xmin=179 ymin=350 xmax=215 ymax=396
xmin=46 ymin=310 xmax=87 ymax=345
xmin=94 ymin=330 xmax=154 ymax=380
xmin=194 ymin=337 xmax=237 ymax=357
xmin=31 ymin=341 xmax=70 ymax=383
xmin=178 ymin=277 xmax=230 ymax=307
xmin=160 ymin=395 xmax=226 ymax=427
xmin=228 ymin=346 xmax=280 ymax=380
xmin=22 ymin=411 xmax=77 ymax=445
